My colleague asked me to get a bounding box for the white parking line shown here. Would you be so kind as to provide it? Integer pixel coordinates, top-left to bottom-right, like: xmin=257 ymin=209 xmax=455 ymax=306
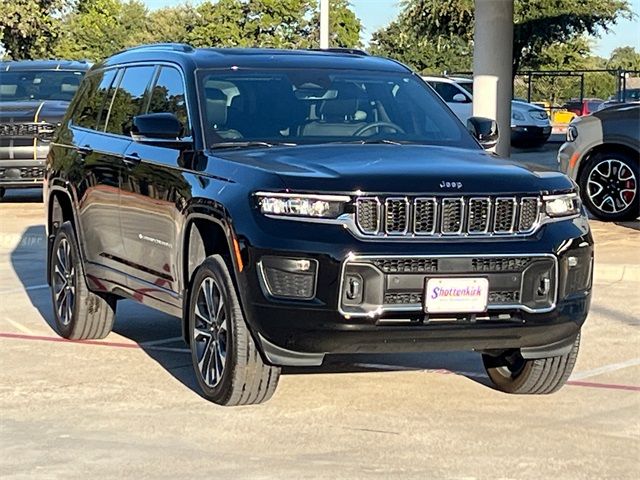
xmin=4 ymin=318 xmax=34 ymax=335
xmin=570 ymin=358 xmax=640 ymax=380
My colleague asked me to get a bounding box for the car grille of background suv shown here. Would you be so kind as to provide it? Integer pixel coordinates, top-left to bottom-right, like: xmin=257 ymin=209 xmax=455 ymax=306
xmin=0 ymin=123 xmax=55 ymax=138
xmin=356 ymin=196 xmax=540 ymax=237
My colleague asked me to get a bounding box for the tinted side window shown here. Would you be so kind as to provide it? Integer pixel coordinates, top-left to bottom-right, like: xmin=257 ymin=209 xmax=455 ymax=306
xmin=72 ymin=69 xmax=116 ymax=130
xmin=147 ymin=66 xmax=190 ymax=135
xmin=433 ymin=82 xmax=467 ymax=103
xmin=105 ymin=66 xmax=155 ymax=136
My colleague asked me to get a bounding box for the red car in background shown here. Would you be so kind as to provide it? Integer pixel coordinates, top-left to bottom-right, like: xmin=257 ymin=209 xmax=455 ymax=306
xmin=563 ymin=98 xmax=604 ymax=117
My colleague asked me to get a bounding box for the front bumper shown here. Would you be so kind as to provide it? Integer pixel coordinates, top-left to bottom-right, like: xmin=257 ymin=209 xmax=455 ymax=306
xmin=0 ymin=159 xmax=46 ymax=188
xmin=235 ymin=215 xmax=593 ymax=366
xmin=511 ymin=126 xmax=552 ymax=145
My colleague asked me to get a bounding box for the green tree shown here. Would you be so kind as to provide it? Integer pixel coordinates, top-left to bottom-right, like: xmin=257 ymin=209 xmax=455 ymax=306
xmin=54 ymin=0 xmax=151 ymax=61
xmin=146 ymin=4 xmax=199 ymax=44
xmin=310 ymin=0 xmax=363 ymax=48
xmin=373 ymin=0 xmax=632 ymax=76
xmin=607 ymin=46 xmax=640 ymax=71
xmin=1 ymin=0 xmax=70 ymax=60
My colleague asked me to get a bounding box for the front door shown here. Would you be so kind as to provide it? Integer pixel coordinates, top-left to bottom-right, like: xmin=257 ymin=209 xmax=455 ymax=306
xmin=119 ymin=65 xmax=192 ymax=309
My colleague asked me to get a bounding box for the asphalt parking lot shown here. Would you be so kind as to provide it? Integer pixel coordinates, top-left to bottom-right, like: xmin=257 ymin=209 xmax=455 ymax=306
xmin=1 ymin=147 xmax=639 ymax=479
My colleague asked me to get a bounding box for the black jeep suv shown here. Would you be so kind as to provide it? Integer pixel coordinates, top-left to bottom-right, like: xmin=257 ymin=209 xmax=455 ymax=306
xmin=1 ymin=60 xmax=89 ymax=198
xmin=45 ymin=44 xmax=593 ymax=405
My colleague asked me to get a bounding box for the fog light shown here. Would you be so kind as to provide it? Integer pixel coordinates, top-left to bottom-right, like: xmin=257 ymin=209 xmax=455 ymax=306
xmin=259 ymin=256 xmax=318 ymax=299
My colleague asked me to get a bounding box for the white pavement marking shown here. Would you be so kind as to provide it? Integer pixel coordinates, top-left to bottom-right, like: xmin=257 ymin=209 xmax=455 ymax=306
xmin=4 ymin=318 xmax=34 ymax=335
xmin=144 ymin=346 xmax=190 ymax=353
xmin=0 ymin=284 xmax=49 ymax=295
xmin=570 ymin=358 xmax=640 ymax=381
xmin=140 ymin=336 xmax=184 ymax=347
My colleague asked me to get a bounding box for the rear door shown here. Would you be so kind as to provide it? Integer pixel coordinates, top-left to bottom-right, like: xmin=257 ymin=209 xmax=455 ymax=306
xmin=120 ymin=65 xmax=193 ymax=307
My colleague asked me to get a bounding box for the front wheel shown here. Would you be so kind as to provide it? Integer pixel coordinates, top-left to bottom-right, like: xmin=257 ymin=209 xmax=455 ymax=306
xmin=188 ymin=255 xmax=280 ymax=406
xmin=49 ymin=222 xmax=117 ymax=339
xmin=579 ymin=151 xmax=639 ymax=221
xmin=482 ymin=334 xmax=580 ymax=394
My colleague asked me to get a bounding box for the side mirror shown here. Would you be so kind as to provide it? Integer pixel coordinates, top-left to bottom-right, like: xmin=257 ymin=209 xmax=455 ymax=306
xmin=467 ymin=116 xmax=498 ymax=149
xmin=131 ymin=113 xmax=185 ymax=143
xmin=452 ymin=93 xmax=468 ymax=103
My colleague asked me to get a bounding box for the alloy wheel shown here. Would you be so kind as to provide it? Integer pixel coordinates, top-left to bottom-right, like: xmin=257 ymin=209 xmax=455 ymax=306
xmin=193 ymin=277 xmax=228 ymax=388
xmin=53 ymin=238 xmax=76 ymax=326
xmin=587 ymin=159 xmax=637 ymax=214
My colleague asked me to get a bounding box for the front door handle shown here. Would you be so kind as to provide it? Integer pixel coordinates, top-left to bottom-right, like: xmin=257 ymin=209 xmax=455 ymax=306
xmin=77 ymin=145 xmax=93 ymax=157
xmin=123 ymin=152 xmax=141 ymax=167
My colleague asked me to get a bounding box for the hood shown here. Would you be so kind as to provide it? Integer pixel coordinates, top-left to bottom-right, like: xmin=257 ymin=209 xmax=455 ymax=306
xmin=213 ymin=144 xmax=574 ymax=194
xmin=0 ymin=100 xmax=70 ymax=125
xmin=511 ymin=100 xmax=545 ymax=112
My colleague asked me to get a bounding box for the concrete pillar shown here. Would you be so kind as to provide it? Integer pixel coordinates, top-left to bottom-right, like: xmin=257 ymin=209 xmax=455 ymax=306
xmin=320 ymin=0 xmax=330 ymax=49
xmin=473 ymin=0 xmax=514 ymax=157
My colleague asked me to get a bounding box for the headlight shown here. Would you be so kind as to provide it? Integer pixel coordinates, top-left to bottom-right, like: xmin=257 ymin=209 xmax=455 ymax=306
xmin=512 ymin=111 xmax=526 ymax=121
xmin=543 ymin=193 xmax=581 ymax=217
xmin=566 ymin=125 xmax=578 ymax=142
xmin=529 ymin=110 xmax=548 ymax=121
xmin=256 ymin=192 xmax=350 ymax=218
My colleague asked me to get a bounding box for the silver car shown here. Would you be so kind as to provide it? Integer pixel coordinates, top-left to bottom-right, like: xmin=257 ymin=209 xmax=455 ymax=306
xmin=558 ymin=103 xmax=639 ymax=221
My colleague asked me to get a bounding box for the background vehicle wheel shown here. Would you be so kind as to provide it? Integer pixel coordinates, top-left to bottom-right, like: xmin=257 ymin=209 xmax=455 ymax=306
xmin=50 ymin=221 xmax=117 ymax=339
xmin=579 ymin=151 xmax=639 ymax=221
xmin=482 ymin=334 xmax=580 ymax=394
xmin=0 ymin=187 xmax=5 ymax=199
xmin=188 ymin=255 xmax=280 ymax=406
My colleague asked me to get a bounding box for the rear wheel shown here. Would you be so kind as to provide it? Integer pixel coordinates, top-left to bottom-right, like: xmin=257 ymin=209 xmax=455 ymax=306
xmin=482 ymin=334 xmax=580 ymax=394
xmin=188 ymin=255 xmax=280 ymax=406
xmin=49 ymin=221 xmax=117 ymax=339
xmin=579 ymin=151 xmax=639 ymax=221
xmin=0 ymin=187 xmax=5 ymax=199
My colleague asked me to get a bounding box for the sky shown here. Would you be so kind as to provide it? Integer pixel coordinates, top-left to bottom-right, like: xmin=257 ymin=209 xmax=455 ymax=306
xmin=142 ymin=0 xmax=640 ymax=58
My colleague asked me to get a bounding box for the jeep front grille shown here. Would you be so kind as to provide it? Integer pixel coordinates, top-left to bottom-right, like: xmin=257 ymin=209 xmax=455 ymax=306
xmin=355 ymin=195 xmax=540 ymax=237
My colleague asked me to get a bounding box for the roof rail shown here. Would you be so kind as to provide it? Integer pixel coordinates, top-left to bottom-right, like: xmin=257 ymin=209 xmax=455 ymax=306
xmin=121 ymin=43 xmax=195 ymax=54
xmin=309 ymin=48 xmax=369 ymax=56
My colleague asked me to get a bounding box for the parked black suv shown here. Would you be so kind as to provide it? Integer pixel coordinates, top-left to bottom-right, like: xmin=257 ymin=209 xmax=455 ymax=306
xmin=45 ymin=44 xmax=593 ymax=405
xmin=0 ymin=60 xmax=89 ymax=198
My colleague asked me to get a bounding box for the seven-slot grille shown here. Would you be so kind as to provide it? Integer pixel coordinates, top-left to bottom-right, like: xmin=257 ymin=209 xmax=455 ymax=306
xmin=355 ymin=196 xmax=539 ymax=237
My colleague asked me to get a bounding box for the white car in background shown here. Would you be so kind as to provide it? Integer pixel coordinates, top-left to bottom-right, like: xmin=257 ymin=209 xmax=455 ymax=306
xmin=423 ymin=75 xmax=552 ymax=148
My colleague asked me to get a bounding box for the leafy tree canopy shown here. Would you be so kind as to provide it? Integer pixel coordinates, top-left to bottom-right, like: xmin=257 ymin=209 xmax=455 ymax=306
xmin=371 ymin=0 xmax=633 ymax=75
xmin=1 ymin=0 xmax=71 ymax=60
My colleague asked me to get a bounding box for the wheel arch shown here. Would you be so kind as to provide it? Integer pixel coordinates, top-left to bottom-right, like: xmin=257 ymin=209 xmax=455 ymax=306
xmin=46 ymin=187 xmax=77 ymax=286
xmin=180 ymin=211 xmax=245 ymax=344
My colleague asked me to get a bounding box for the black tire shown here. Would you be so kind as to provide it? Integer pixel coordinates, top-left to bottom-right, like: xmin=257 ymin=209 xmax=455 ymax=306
xmin=482 ymin=334 xmax=580 ymax=394
xmin=578 ymin=151 xmax=639 ymax=221
xmin=188 ymin=255 xmax=280 ymax=406
xmin=49 ymin=221 xmax=116 ymax=339
xmin=0 ymin=187 xmax=5 ymax=199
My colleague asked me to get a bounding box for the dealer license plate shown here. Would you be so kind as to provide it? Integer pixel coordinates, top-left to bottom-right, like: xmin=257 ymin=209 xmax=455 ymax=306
xmin=424 ymin=277 xmax=489 ymax=314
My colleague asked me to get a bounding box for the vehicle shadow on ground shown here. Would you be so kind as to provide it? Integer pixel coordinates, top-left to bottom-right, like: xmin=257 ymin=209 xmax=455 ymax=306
xmin=11 ymin=226 xmax=490 ymax=401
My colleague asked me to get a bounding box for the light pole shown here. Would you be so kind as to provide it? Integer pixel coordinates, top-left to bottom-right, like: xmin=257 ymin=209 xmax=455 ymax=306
xmin=320 ymin=0 xmax=329 ymax=49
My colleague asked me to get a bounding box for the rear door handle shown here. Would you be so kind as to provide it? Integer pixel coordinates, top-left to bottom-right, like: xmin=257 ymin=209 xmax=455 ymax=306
xmin=77 ymin=145 xmax=93 ymax=157
xmin=123 ymin=152 xmax=141 ymax=167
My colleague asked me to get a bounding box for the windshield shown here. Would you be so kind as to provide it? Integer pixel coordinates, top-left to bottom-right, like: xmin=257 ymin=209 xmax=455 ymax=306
xmin=458 ymin=82 xmax=473 ymax=95
xmin=198 ymin=68 xmax=477 ymax=149
xmin=0 ymin=70 xmax=85 ymax=102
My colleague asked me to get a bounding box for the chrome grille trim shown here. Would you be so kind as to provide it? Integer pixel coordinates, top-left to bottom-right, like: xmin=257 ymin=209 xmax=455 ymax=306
xmin=356 ymin=197 xmax=381 ymax=235
xmin=467 ymin=197 xmax=491 ymax=234
xmin=413 ymin=197 xmax=437 ymax=235
xmin=384 ymin=197 xmax=410 ymax=234
xmin=440 ymin=197 xmax=465 ymax=235
xmin=353 ymin=195 xmax=542 ymax=238
xmin=493 ymin=197 xmax=518 ymax=233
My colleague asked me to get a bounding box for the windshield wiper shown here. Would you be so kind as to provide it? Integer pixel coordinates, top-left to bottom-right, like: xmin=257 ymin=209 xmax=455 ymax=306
xmin=328 ymin=139 xmax=404 ymax=146
xmin=210 ymin=141 xmax=297 ymax=150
